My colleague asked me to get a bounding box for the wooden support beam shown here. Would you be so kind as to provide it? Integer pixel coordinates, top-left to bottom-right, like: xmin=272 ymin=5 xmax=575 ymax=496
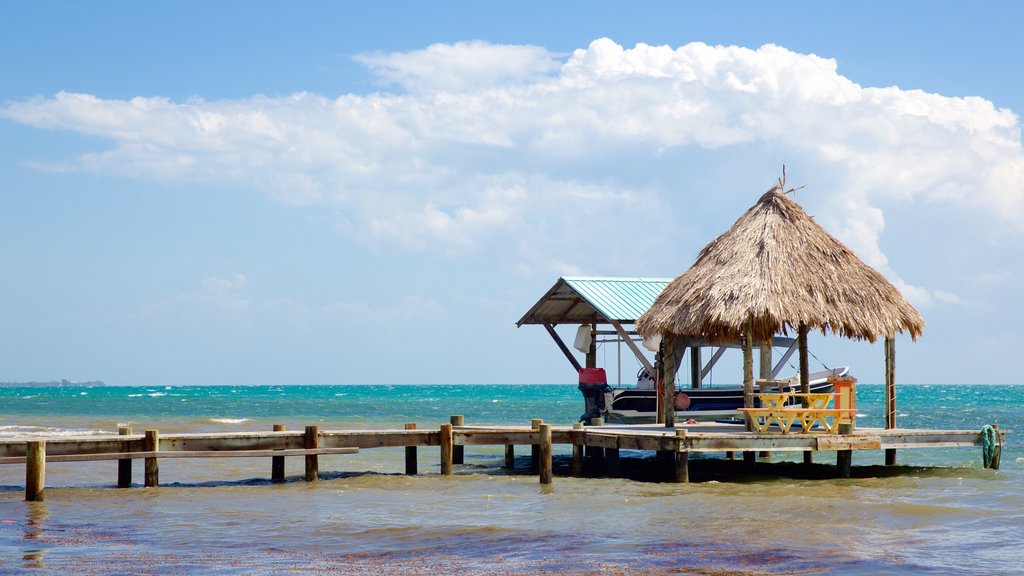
xmin=742 ymin=318 xmax=754 ymax=432
xmin=539 ymin=423 xmax=552 ymax=485
xmin=759 ymin=341 xmax=772 ymax=380
xmin=543 ymin=323 xmax=582 ymax=373
xmin=571 ymin=422 xmax=583 ymax=477
xmin=304 ymin=426 xmax=319 ymax=482
xmin=836 ymin=423 xmax=853 ymax=477
xmin=405 ymin=423 xmax=418 ymax=475
xmin=504 ymin=444 xmax=515 ymax=470
xmin=885 ymin=336 xmax=897 ymax=466
xmin=451 ymin=415 xmax=465 ymax=465
xmin=144 ymin=429 xmax=159 ymax=488
xmin=272 ymin=424 xmax=286 ymax=483
xmin=118 ymin=426 xmax=132 ymax=488
xmin=609 ymin=320 xmax=655 ymax=375
xmin=770 ymin=339 xmax=799 ymax=379
xmin=25 ymin=441 xmax=45 ymax=502
xmin=440 ymin=423 xmax=453 ymax=475
xmin=674 ymin=429 xmax=689 ymax=483
xmin=690 ymin=346 xmax=701 ymax=388
xmin=701 ymin=347 xmax=727 ymax=380
xmin=605 ymin=447 xmax=620 ymax=477
xmin=531 ymin=419 xmax=542 ymax=472
xmin=662 ymin=333 xmax=677 ymax=427
xmin=586 ymin=327 xmax=597 ymax=369
xmin=799 ymin=323 xmax=813 ymax=466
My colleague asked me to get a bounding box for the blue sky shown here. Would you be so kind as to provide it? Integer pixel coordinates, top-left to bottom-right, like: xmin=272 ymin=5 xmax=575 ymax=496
xmin=2 ymin=1 xmax=1023 ymax=385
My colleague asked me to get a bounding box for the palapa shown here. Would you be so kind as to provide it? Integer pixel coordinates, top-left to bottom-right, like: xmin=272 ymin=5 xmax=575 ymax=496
xmin=636 ymin=182 xmax=924 ymax=344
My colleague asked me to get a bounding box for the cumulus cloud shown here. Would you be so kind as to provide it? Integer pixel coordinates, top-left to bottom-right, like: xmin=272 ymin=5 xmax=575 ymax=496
xmin=3 ymin=38 xmax=1023 ymax=297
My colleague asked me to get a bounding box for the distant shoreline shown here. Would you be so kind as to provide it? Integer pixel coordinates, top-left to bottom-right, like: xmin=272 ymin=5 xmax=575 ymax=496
xmin=0 ymin=379 xmax=104 ymax=387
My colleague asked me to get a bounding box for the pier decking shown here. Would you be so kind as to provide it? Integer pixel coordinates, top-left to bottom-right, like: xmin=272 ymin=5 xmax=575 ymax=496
xmin=0 ymin=419 xmax=1004 ymax=501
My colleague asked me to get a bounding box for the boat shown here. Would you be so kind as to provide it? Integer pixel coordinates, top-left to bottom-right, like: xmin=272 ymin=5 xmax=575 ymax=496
xmin=580 ymin=366 xmax=850 ymax=424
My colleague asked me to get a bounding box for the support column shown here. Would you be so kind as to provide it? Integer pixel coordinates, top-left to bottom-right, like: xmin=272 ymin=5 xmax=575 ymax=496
xmin=450 ymin=415 xmax=464 ymax=465
xmin=742 ymin=318 xmax=754 ymax=432
xmin=586 ymin=326 xmax=597 ymax=369
xmin=571 ymin=422 xmax=583 ymax=477
xmin=304 ymin=425 xmax=319 ymax=482
xmin=530 ymin=418 xmax=542 ymax=472
xmin=144 ymin=429 xmax=159 ymax=487
xmin=272 ymin=424 xmax=286 ymax=482
xmin=674 ymin=429 xmax=689 ymax=483
xmin=25 ymin=441 xmax=45 ymax=502
xmin=884 ymin=336 xmax=897 ymax=466
xmin=118 ymin=426 xmax=133 ymax=488
xmin=405 ymin=423 xmax=418 ymax=475
xmin=690 ymin=346 xmax=701 ymax=389
xmin=799 ymin=323 xmax=813 ymax=465
xmin=538 ymin=423 xmax=552 ymax=485
xmin=662 ymin=333 xmax=678 ymax=427
xmin=504 ymin=444 xmax=515 ymax=470
xmin=837 ymin=422 xmax=853 ymax=478
xmin=440 ymin=423 xmax=453 ymax=476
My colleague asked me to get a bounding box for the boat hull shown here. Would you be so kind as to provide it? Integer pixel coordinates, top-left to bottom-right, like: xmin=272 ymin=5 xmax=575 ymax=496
xmin=601 ymin=368 xmax=848 ymax=423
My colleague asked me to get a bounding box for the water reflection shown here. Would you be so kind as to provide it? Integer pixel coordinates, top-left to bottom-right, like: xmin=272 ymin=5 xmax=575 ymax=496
xmin=22 ymin=500 xmax=48 ymax=569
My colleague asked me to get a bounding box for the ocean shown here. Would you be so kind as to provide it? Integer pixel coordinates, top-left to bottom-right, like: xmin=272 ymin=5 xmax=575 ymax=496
xmin=0 ymin=383 xmax=1021 ymax=575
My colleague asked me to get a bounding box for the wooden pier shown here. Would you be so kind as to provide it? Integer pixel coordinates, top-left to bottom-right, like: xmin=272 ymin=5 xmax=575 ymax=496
xmin=0 ymin=417 xmax=1004 ymax=501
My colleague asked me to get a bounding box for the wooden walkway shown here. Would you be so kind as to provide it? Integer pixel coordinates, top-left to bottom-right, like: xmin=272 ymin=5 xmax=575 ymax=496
xmin=0 ymin=419 xmax=1005 ymax=501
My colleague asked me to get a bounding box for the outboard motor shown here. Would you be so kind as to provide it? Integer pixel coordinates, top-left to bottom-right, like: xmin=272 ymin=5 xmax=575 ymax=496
xmin=578 ymin=368 xmax=611 ymax=424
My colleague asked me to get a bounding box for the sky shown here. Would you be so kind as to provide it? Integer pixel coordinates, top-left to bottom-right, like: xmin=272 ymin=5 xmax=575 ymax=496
xmin=2 ymin=1 xmax=1023 ymax=386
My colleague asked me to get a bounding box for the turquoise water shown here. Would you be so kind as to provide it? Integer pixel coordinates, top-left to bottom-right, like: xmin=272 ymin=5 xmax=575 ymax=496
xmin=1 ymin=384 xmax=1022 ymax=575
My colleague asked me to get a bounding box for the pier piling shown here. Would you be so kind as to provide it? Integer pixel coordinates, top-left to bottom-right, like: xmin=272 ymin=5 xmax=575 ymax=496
xmin=539 ymin=423 xmax=552 ymax=485
xmin=674 ymin=429 xmax=689 ymax=483
xmin=451 ymin=415 xmax=464 ymax=465
xmin=144 ymin=429 xmax=159 ymax=487
xmin=272 ymin=424 xmax=286 ymax=482
xmin=304 ymin=426 xmax=319 ymax=482
xmin=504 ymin=444 xmax=515 ymax=470
xmin=530 ymin=419 xmax=542 ymax=472
xmin=405 ymin=423 xmax=418 ymax=475
xmin=571 ymin=422 xmax=583 ymax=477
xmin=118 ymin=426 xmax=132 ymax=488
xmin=440 ymin=423 xmax=453 ymax=475
xmin=25 ymin=441 xmax=45 ymax=502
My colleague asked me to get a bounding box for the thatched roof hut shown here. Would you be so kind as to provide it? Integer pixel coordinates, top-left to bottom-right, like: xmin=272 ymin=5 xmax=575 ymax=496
xmin=636 ymin=185 xmax=924 ymax=344
xmin=636 ymin=176 xmax=923 ymax=431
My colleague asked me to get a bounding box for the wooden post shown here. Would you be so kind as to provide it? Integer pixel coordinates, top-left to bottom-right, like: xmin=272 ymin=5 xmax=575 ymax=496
xmin=118 ymin=426 xmax=132 ymax=488
xmin=440 ymin=423 xmax=453 ymax=475
xmin=989 ymin=424 xmax=1002 ymax=470
xmin=605 ymin=446 xmax=620 ymax=477
xmin=799 ymin=323 xmax=813 ymax=465
xmin=662 ymin=333 xmax=677 ymax=427
xmin=884 ymin=336 xmax=897 ymax=466
xmin=144 ymin=429 xmax=159 ymax=487
xmin=587 ymin=417 xmax=604 ymax=462
xmin=674 ymin=429 xmax=689 ymax=483
xmin=837 ymin=422 xmax=853 ymax=478
xmin=539 ymin=423 xmax=553 ymax=485
xmin=504 ymin=444 xmax=515 ymax=470
xmin=742 ymin=318 xmax=754 ymax=432
xmin=586 ymin=327 xmax=597 ymax=369
xmin=450 ymin=415 xmax=464 ymax=465
xmin=726 ymin=451 xmax=735 ymax=460
xmin=759 ymin=341 xmax=772 ymax=380
xmin=690 ymin=346 xmax=701 ymax=389
xmin=304 ymin=425 xmax=319 ymax=482
xmin=405 ymin=423 xmax=418 ymax=475
xmin=25 ymin=441 xmax=45 ymax=502
xmin=571 ymin=422 xmax=583 ymax=477
xmin=271 ymin=424 xmax=286 ymax=483
xmin=530 ymin=418 xmax=542 ymax=472
xmin=743 ymin=450 xmax=756 ymax=471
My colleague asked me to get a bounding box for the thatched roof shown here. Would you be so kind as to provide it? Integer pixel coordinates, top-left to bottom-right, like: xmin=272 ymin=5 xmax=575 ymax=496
xmin=636 ymin=183 xmax=924 ymax=344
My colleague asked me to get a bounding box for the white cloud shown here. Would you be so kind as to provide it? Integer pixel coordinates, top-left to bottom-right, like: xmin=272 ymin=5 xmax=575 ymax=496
xmin=3 ymin=38 xmax=1023 ymax=302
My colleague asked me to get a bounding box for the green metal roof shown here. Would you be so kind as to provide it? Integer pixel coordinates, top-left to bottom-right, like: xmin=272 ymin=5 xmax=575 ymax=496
xmin=516 ymin=277 xmax=672 ymax=327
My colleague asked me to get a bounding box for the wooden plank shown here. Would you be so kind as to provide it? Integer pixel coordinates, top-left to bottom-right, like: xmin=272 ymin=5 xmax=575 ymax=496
xmin=584 ymin=432 xmax=620 ymax=449
xmin=817 ymin=435 xmax=882 ymax=451
xmin=609 ymin=319 xmax=655 ymax=375
xmin=320 ymin=430 xmax=438 ymax=448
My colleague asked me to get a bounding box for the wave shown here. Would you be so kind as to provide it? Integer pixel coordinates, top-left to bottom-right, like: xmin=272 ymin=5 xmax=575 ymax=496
xmin=209 ymin=418 xmax=250 ymax=424
xmin=0 ymin=425 xmax=111 ymax=439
